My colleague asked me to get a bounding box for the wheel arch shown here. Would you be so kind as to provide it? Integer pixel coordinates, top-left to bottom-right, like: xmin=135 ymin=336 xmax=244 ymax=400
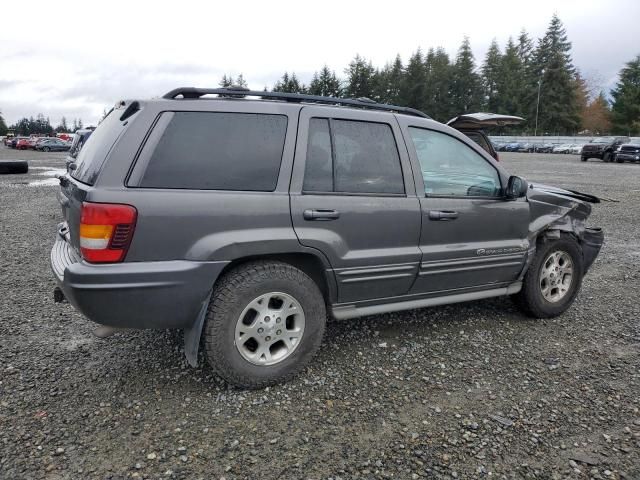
xmin=183 ymin=250 xmax=337 ymax=368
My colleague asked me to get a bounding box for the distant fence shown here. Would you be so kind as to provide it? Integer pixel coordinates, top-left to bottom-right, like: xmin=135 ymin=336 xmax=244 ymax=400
xmin=488 ymin=135 xmax=640 ymax=145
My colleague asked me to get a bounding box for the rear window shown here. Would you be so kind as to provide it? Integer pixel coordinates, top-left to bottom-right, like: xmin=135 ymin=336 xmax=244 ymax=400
xmin=71 ymin=113 xmax=127 ymax=185
xmin=139 ymin=112 xmax=287 ymax=191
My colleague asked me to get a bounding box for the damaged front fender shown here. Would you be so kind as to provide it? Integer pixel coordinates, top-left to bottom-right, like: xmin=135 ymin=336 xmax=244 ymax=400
xmin=526 ymin=183 xmax=604 ymax=273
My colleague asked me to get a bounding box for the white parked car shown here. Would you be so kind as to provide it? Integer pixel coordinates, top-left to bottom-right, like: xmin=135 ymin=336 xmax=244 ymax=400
xmin=569 ymin=144 xmax=583 ymax=154
xmin=553 ymin=144 xmax=574 ymax=154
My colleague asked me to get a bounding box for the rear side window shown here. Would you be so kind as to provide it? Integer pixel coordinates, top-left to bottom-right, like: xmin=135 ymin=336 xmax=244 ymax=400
xmin=303 ymin=118 xmax=404 ymax=195
xmin=140 ymin=112 xmax=287 ymax=191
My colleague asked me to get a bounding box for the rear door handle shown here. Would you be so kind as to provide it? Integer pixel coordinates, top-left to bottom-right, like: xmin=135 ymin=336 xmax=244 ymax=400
xmin=429 ymin=210 xmax=459 ymax=221
xmin=303 ymin=209 xmax=340 ymax=221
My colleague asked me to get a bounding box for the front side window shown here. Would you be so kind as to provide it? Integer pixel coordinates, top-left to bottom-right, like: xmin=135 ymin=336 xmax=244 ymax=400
xmin=409 ymin=127 xmax=501 ymax=197
xmin=303 ymin=118 xmax=404 ymax=195
xmin=140 ymin=112 xmax=287 ymax=191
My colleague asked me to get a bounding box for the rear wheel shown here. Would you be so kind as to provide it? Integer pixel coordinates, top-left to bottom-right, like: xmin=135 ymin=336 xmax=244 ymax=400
xmin=43 ymin=147 xmax=50 ymax=152
xmin=514 ymin=235 xmax=583 ymax=318
xmin=603 ymin=152 xmax=611 ymax=162
xmin=205 ymin=261 xmax=326 ymax=389
xmin=580 ymin=156 xmax=588 ymax=162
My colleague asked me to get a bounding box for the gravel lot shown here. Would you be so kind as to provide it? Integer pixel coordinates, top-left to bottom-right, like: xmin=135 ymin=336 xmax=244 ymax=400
xmin=1 ymin=148 xmax=639 ymax=480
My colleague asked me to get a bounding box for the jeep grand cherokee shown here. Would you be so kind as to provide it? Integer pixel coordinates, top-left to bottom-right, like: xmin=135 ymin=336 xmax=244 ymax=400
xmin=51 ymin=88 xmax=604 ymax=388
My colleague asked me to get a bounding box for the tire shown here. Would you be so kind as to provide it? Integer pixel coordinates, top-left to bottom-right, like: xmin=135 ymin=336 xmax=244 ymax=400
xmin=205 ymin=261 xmax=326 ymax=389
xmin=43 ymin=147 xmax=50 ymax=152
xmin=603 ymin=152 xmax=611 ymax=162
xmin=0 ymin=161 xmax=28 ymax=174
xmin=514 ymin=235 xmax=584 ymax=319
xmin=580 ymin=156 xmax=587 ymax=162
xmin=615 ymin=156 xmax=624 ymax=163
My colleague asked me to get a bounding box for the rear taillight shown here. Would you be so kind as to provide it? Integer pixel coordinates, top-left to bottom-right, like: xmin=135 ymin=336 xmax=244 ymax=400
xmin=79 ymin=202 xmax=137 ymax=263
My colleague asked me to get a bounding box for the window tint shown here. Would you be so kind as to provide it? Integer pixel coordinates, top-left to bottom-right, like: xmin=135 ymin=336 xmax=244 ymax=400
xmin=303 ymin=118 xmax=333 ymax=192
xmin=140 ymin=112 xmax=287 ymax=191
xmin=72 ymin=111 xmax=125 ymax=185
xmin=409 ymin=127 xmax=501 ymax=197
xmin=303 ymin=118 xmax=404 ymax=195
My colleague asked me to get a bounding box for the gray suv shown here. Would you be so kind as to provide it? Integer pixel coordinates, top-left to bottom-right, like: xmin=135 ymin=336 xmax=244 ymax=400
xmin=51 ymin=88 xmax=604 ymax=388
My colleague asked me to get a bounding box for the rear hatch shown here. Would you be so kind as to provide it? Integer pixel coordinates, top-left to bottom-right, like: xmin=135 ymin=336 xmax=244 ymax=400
xmin=446 ymin=113 xmax=524 ymax=130
xmin=58 ymin=101 xmax=140 ymax=254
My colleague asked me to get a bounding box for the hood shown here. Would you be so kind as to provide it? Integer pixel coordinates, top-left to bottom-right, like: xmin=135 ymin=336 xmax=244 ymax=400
xmin=447 ymin=113 xmax=525 ymax=130
xmin=526 ymin=183 xmax=597 ymax=237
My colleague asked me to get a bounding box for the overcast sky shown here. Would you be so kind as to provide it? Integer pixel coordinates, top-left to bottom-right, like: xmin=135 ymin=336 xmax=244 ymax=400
xmin=1 ymin=0 xmax=638 ymax=127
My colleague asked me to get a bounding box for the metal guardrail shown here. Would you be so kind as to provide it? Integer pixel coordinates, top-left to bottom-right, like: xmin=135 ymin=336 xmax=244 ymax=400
xmin=489 ymin=135 xmax=640 ymax=145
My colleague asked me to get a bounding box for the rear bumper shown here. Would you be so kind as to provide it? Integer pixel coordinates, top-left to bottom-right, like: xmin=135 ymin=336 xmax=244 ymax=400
xmin=615 ymin=153 xmax=640 ymax=161
xmin=50 ymin=232 xmax=228 ymax=329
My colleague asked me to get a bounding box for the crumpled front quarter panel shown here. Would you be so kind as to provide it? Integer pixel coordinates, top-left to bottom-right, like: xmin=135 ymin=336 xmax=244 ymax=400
xmin=527 ymin=185 xmax=592 ymax=240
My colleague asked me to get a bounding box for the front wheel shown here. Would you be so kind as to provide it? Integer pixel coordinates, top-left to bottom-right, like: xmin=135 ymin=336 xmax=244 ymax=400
xmin=581 ymin=156 xmax=587 ymax=162
xmin=43 ymin=147 xmax=50 ymax=152
xmin=514 ymin=235 xmax=584 ymax=318
xmin=603 ymin=152 xmax=611 ymax=162
xmin=205 ymin=261 xmax=326 ymax=389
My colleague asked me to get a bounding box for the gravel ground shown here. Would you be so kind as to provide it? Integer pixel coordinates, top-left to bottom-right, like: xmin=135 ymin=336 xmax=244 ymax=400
xmin=0 ymin=148 xmax=639 ymax=480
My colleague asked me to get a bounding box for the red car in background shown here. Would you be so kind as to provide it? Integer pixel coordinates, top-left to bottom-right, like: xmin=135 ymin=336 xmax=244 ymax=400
xmin=16 ymin=138 xmax=31 ymax=150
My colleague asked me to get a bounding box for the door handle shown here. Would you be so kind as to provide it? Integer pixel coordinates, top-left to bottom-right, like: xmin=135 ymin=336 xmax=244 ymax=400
xmin=303 ymin=209 xmax=340 ymax=221
xmin=429 ymin=210 xmax=459 ymax=221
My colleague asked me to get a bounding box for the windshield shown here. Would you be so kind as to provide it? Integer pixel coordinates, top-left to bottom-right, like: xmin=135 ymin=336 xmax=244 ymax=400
xmin=591 ymin=137 xmax=614 ymax=143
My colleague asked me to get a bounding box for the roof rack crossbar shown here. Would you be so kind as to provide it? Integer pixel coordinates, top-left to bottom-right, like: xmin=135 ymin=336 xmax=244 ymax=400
xmin=162 ymin=87 xmax=430 ymax=119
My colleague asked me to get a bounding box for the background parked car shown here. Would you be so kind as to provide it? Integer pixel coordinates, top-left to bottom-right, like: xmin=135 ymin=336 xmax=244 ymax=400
xmin=68 ymin=128 xmax=95 ymax=158
xmin=36 ymin=138 xmax=71 ymax=152
xmin=16 ymin=138 xmax=31 ymax=150
xmin=569 ymin=144 xmax=583 ymax=154
xmin=504 ymin=142 xmax=521 ymax=152
xmin=517 ymin=143 xmax=535 ymax=153
xmin=534 ymin=143 xmax=555 ymax=153
xmin=581 ymin=136 xmax=629 ymax=162
xmin=553 ymin=143 xmax=574 ymax=154
xmin=614 ymin=142 xmax=640 ymax=163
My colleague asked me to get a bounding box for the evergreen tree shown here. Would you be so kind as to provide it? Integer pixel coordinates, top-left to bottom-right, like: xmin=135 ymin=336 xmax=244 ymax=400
xmin=516 ymin=30 xmax=534 ymax=66
xmin=399 ymin=49 xmax=427 ymax=110
xmin=371 ymin=55 xmax=403 ymax=104
xmin=235 ymin=74 xmax=248 ymax=88
xmin=308 ymin=66 xmax=342 ymax=97
xmin=56 ymin=116 xmax=69 ymax=133
xmin=344 ymin=55 xmax=375 ymax=99
xmin=219 ymin=74 xmax=234 ymax=87
xmin=273 ymin=72 xmax=304 ymax=93
xmin=424 ymin=48 xmax=453 ymax=121
xmin=72 ymin=119 xmax=78 ymax=132
xmin=0 ymin=111 xmax=8 ymax=136
xmin=528 ymin=15 xmax=580 ymax=134
xmin=77 ymin=119 xmax=84 ymax=130
xmin=450 ymin=37 xmax=483 ymax=115
xmin=482 ymin=39 xmax=503 ymax=112
xmin=496 ymin=37 xmax=526 ymax=118
xmin=611 ymin=54 xmax=640 ymax=135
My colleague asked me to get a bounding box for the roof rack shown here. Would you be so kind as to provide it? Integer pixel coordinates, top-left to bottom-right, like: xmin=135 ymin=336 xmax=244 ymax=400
xmin=162 ymin=87 xmax=431 ymax=119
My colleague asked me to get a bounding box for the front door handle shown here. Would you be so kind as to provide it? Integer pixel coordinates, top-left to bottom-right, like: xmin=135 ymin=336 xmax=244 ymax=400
xmin=429 ymin=210 xmax=459 ymax=221
xmin=303 ymin=209 xmax=340 ymax=221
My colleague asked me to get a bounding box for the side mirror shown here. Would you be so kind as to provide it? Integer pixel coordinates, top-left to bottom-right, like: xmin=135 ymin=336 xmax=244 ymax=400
xmin=505 ymin=175 xmax=528 ymax=200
